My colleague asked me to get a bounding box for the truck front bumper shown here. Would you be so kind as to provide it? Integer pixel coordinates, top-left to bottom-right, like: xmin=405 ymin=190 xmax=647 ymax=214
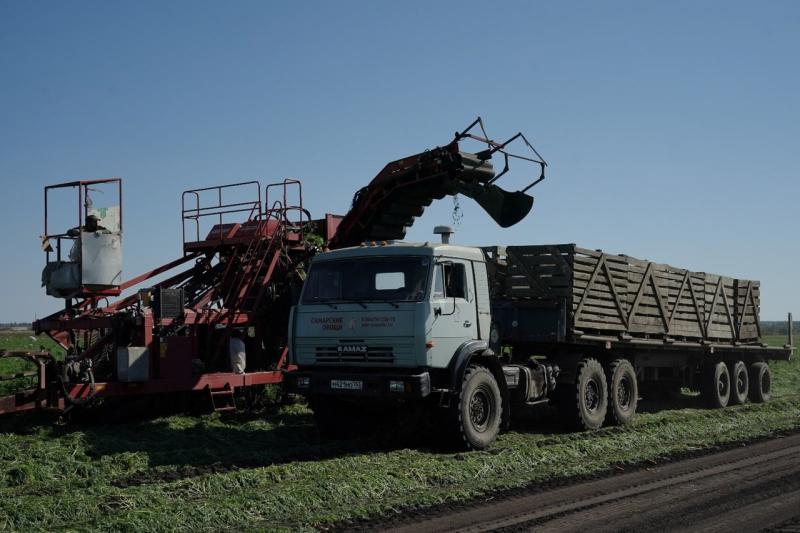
xmin=287 ymin=370 xmax=432 ymax=398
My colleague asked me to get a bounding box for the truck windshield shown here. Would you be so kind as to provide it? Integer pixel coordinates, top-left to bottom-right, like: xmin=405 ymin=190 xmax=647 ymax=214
xmin=302 ymin=256 xmax=430 ymax=303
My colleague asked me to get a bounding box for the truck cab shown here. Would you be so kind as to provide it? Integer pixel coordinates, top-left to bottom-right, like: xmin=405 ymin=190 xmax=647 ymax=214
xmin=290 ymin=240 xmax=490 ymax=371
xmin=288 ymin=235 xmax=526 ymax=449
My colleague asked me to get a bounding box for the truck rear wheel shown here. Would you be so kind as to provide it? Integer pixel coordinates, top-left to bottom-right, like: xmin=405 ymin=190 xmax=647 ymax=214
xmin=749 ymin=362 xmax=772 ymax=403
xmin=605 ymin=359 xmax=637 ymax=426
xmin=559 ymin=358 xmax=608 ymax=430
xmin=728 ymin=360 xmax=749 ymax=405
xmin=454 ymin=365 xmax=502 ymax=450
xmin=702 ymin=361 xmax=730 ymax=408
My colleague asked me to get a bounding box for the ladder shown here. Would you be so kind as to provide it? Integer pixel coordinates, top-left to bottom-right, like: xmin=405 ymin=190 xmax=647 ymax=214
xmin=208 ymin=384 xmax=236 ymax=413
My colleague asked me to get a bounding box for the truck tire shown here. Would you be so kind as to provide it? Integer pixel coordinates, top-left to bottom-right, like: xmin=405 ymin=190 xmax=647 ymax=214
xmin=558 ymin=358 xmax=608 ymax=430
xmin=749 ymin=362 xmax=772 ymax=403
xmin=454 ymin=365 xmax=502 ymax=450
xmin=728 ymin=360 xmax=749 ymax=405
xmin=605 ymin=359 xmax=637 ymax=426
xmin=701 ymin=361 xmax=730 ymax=408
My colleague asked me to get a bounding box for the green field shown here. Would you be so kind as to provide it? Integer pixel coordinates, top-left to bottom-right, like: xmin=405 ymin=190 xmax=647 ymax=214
xmin=0 ymin=332 xmax=63 ymax=395
xmin=0 ymin=332 xmax=796 ymax=531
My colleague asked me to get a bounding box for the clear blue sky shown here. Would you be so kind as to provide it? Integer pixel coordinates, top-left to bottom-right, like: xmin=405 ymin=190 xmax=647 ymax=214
xmin=0 ymin=1 xmax=797 ymax=322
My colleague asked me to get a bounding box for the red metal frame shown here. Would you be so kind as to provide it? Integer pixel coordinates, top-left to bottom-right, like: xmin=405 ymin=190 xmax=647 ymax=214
xmin=4 ymin=178 xmax=316 ymax=417
xmin=43 ymin=178 xmax=124 ymax=298
xmin=181 ymin=181 xmax=262 ymax=248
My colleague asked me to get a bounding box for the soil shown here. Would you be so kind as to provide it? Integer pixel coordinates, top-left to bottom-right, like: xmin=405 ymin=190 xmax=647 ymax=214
xmin=345 ymin=431 xmax=800 ymax=532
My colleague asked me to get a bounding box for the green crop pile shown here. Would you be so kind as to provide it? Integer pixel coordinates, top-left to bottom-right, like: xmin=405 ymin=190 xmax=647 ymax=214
xmin=0 ymin=332 xmax=796 ymax=531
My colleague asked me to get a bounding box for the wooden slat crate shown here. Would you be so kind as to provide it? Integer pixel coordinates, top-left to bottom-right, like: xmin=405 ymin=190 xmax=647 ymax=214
xmin=483 ymin=244 xmax=762 ymax=344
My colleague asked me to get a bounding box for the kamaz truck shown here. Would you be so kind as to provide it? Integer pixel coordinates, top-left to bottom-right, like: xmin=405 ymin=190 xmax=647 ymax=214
xmin=287 ymin=226 xmax=793 ymax=449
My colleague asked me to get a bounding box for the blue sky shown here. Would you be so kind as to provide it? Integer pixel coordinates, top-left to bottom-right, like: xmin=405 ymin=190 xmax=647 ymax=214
xmin=0 ymin=1 xmax=797 ymax=322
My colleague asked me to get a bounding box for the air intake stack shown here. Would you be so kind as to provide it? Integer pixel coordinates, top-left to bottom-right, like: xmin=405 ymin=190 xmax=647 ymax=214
xmin=433 ymin=225 xmax=454 ymax=244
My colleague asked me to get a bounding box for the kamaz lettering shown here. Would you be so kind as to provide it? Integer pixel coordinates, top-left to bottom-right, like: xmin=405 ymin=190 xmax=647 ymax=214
xmin=337 ymin=345 xmax=367 ymax=354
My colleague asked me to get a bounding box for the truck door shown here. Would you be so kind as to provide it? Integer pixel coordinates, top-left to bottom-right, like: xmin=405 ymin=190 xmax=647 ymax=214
xmin=429 ymin=259 xmax=478 ymax=367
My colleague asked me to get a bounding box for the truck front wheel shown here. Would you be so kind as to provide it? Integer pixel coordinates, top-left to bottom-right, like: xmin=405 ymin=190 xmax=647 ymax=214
xmin=558 ymin=358 xmax=608 ymax=430
xmin=454 ymin=365 xmax=502 ymax=450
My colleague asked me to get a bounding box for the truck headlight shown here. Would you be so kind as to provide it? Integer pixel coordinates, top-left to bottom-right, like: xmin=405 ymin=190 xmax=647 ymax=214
xmin=389 ymin=380 xmax=405 ymax=393
xmin=297 ymin=377 xmax=311 ymax=389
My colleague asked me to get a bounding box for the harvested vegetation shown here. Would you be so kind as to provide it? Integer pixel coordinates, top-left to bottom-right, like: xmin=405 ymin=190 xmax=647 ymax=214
xmin=0 ymin=332 xmax=797 ymax=531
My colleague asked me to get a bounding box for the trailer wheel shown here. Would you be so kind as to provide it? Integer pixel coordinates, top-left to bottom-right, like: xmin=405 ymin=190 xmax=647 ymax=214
xmin=748 ymin=362 xmax=772 ymax=403
xmin=559 ymin=358 xmax=608 ymax=430
xmin=728 ymin=361 xmax=749 ymax=405
xmin=454 ymin=365 xmax=502 ymax=450
xmin=605 ymin=359 xmax=637 ymax=426
xmin=701 ymin=361 xmax=730 ymax=408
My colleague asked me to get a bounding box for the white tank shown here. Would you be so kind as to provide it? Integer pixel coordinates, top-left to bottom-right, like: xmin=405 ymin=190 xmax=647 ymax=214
xmin=81 ymin=231 xmax=122 ymax=287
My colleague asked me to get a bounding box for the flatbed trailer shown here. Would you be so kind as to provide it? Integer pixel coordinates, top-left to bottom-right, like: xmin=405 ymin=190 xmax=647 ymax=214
xmin=486 ymin=243 xmax=790 ymax=361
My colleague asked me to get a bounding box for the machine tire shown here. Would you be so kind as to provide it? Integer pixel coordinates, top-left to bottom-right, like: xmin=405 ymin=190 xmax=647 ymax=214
xmin=558 ymin=358 xmax=608 ymax=430
xmin=728 ymin=360 xmax=749 ymax=405
xmin=749 ymin=362 xmax=772 ymax=403
xmin=454 ymin=365 xmax=502 ymax=450
xmin=605 ymin=359 xmax=637 ymax=426
xmin=701 ymin=361 xmax=730 ymax=408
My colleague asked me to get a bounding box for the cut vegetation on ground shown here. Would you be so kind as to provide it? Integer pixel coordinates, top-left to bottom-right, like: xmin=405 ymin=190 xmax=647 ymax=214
xmin=0 ymin=332 xmax=796 ymax=531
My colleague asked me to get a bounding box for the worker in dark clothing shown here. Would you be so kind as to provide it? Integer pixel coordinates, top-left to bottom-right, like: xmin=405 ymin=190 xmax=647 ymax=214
xmin=67 ymin=215 xmax=105 ymax=261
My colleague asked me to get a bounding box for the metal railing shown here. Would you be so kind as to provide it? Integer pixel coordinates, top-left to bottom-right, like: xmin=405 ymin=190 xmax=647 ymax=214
xmin=181 ymin=181 xmax=262 ymax=247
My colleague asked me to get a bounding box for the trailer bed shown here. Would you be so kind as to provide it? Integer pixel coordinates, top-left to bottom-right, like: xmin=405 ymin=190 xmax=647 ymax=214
xmin=484 ymin=244 xmax=792 ymax=360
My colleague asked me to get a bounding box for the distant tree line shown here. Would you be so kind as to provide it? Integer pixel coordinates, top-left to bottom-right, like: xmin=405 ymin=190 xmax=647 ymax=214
xmin=0 ymin=323 xmax=32 ymax=329
xmin=761 ymin=321 xmax=798 ymax=336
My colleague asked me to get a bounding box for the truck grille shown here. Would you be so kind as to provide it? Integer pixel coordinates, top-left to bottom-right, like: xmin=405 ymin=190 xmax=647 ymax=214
xmin=315 ymin=343 xmax=394 ymax=364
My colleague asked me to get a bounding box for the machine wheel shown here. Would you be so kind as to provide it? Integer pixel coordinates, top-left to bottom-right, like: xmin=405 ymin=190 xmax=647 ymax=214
xmin=605 ymin=359 xmax=638 ymax=426
xmin=559 ymin=358 xmax=608 ymax=430
xmin=728 ymin=360 xmax=749 ymax=405
xmin=701 ymin=361 xmax=730 ymax=408
xmin=453 ymin=365 xmax=502 ymax=450
xmin=749 ymin=362 xmax=772 ymax=403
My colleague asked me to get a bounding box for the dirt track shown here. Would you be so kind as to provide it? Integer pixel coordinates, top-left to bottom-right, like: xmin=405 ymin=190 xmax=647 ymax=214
xmin=378 ymin=433 xmax=800 ymax=533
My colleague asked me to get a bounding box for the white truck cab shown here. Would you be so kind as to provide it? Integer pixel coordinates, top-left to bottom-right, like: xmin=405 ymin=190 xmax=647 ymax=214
xmin=290 ymin=241 xmax=490 ymax=371
xmin=288 ymin=238 xmax=515 ymax=449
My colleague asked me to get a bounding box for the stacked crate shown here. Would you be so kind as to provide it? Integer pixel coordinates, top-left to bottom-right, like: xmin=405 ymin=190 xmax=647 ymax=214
xmin=483 ymin=244 xmax=762 ymax=344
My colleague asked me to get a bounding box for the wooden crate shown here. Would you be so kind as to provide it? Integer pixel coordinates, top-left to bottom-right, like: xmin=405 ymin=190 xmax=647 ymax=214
xmin=483 ymin=244 xmax=762 ymax=344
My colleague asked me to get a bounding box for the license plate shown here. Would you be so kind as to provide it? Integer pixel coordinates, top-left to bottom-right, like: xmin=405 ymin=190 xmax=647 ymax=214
xmin=330 ymin=379 xmax=363 ymax=391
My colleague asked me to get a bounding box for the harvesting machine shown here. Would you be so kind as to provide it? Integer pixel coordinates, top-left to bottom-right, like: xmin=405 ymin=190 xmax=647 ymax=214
xmin=0 ymin=118 xmax=546 ymax=418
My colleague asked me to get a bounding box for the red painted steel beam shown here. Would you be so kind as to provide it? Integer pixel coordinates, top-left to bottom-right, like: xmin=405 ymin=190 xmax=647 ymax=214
xmin=64 ymin=371 xmax=285 ymax=399
xmin=0 ymin=392 xmax=39 ymax=415
xmin=120 ymin=253 xmax=199 ymax=291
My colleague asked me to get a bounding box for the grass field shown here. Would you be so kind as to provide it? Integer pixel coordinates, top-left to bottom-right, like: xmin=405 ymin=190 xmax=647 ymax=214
xmin=0 ymin=332 xmax=63 ymax=395
xmin=0 ymin=332 xmax=796 ymax=531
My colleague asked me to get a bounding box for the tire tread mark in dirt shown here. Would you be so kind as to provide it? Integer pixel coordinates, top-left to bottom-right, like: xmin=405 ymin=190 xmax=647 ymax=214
xmin=378 ymin=433 xmax=800 ymax=533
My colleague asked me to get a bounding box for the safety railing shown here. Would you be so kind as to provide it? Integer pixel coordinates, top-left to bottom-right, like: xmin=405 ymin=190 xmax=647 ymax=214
xmin=181 ymin=181 xmax=262 ymax=248
xmin=264 ymin=179 xmax=308 ymax=228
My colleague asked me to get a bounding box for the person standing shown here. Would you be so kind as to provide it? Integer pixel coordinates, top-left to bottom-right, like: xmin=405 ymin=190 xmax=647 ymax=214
xmin=228 ymin=329 xmax=247 ymax=374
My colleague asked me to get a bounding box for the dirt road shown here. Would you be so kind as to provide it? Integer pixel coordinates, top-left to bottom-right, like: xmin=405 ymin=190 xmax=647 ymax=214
xmin=379 ymin=433 xmax=800 ymax=533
